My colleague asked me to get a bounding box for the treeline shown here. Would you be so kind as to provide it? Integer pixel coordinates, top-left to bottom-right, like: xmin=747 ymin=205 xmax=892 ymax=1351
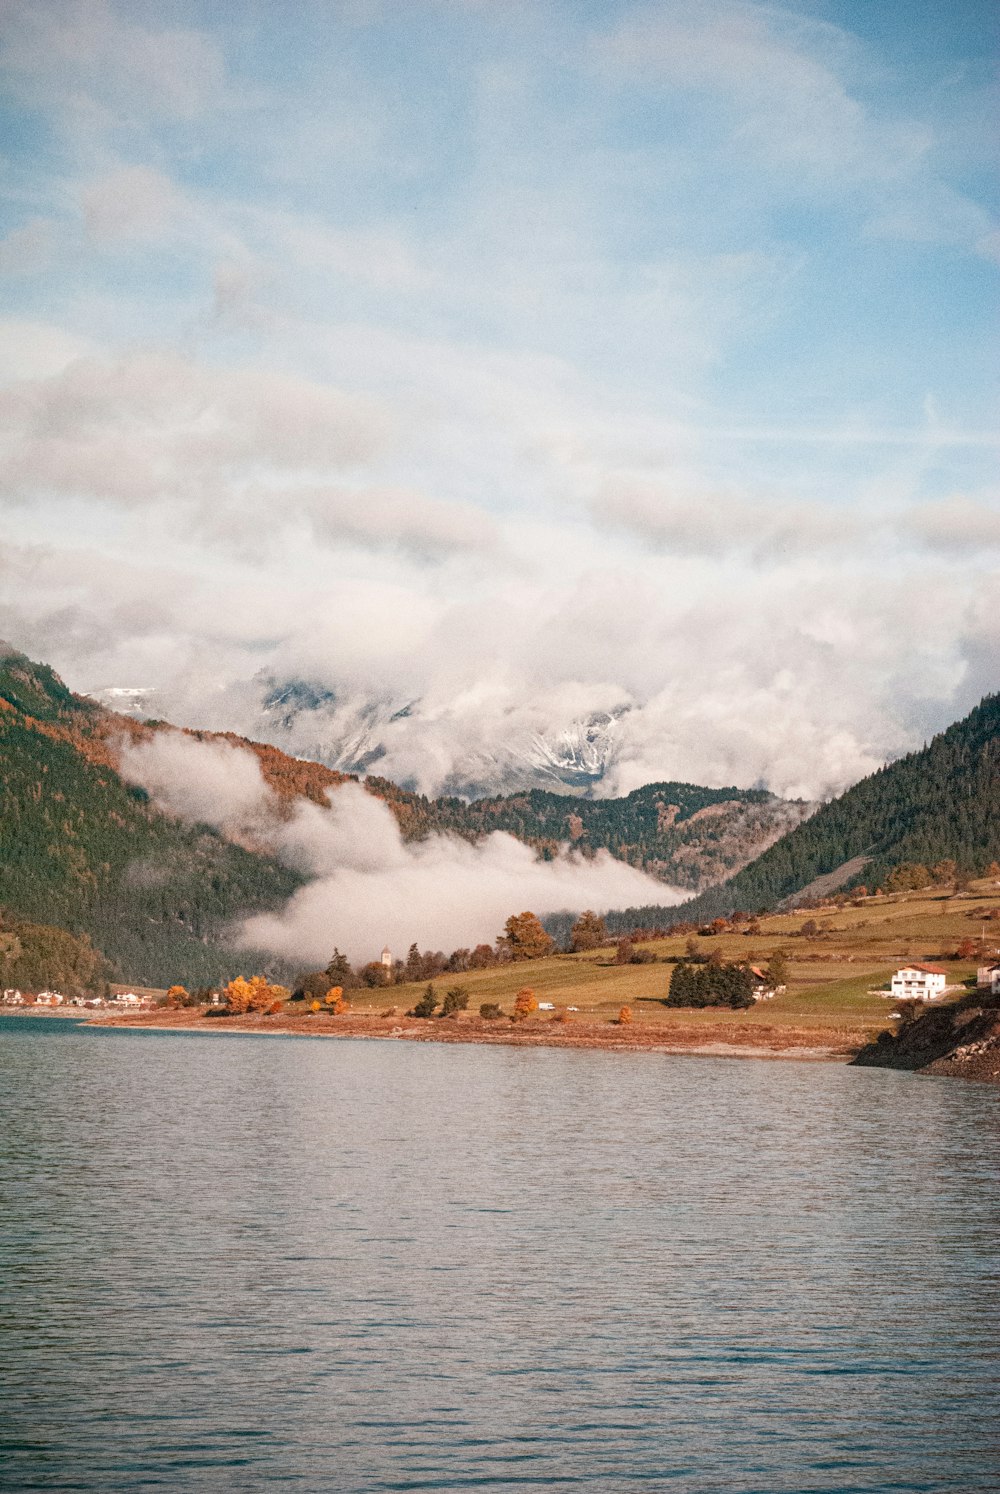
xmin=596 ymin=694 xmax=1000 ymax=928
xmin=666 ymin=960 xmax=756 ymax=1009
xmin=293 ymin=912 xmax=557 ymax=997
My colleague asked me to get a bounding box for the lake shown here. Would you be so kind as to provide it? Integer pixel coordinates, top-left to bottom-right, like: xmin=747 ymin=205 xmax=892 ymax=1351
xmin=1 ymin=1014 xmax=998 ymax=1492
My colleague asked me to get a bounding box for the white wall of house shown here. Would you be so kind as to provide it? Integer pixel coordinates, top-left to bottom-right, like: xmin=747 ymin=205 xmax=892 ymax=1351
xmin=890 ymin=967 xmax=947 ymax=1001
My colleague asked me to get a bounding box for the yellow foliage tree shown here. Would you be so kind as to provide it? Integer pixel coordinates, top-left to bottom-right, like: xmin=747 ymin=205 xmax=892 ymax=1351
xmin=166 ymin=984 xmax=188 ymax=1007
xmin=618 ymin=1005 xmax=632 ymax=1026
xmin=224 ymin=975 xmax=288 ymax=1014
xmin=512 ymin=987 xmax=538 ymax=1021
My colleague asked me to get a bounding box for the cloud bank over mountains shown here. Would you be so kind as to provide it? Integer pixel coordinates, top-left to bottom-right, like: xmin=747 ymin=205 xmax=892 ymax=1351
xmin=0 ymin=1 xmax=996 ymax=804
xmin=119 ymin=731 xmax=681 ymax=964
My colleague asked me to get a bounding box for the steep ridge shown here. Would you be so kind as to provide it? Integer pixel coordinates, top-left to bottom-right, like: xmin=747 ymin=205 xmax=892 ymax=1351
xmin=601 ymin=693 xmax=1000 ymax=932
xmin=0 ymin=648 xmax=302 ymax=986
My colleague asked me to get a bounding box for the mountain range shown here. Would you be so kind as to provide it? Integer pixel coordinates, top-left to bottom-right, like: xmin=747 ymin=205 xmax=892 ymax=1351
xmin=2 ymin=647 xmax=804 ymax=984
xmin=5 ymin=645 xmax=997 ymax=986
xmin=90 ymin=675 xmax=636 ymax=797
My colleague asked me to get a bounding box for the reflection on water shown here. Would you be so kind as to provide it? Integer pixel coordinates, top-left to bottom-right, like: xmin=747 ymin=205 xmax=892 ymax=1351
xmin=1 ymin=1014 xmax=998 ymax=1491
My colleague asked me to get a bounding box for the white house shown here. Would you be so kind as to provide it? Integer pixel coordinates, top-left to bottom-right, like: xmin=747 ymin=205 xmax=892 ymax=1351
xmin=890 ymin=964 xmax=947 ymax=1001
xmin=976 ymin=963 xmax=1000 ymax=993
xmin=34 ymin=990 xmax=64 ymax=1006
xmin=114 ymin=992 xmax=141 ymax=1007
xmin=380 ymin=945 xmax=393 ymax=970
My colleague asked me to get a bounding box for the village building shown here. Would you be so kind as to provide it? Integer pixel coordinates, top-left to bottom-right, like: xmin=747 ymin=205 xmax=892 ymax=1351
xmin=3 ymin=989 xmax=25 ymax=1005
xmin=890 ymin=964 xmax=947 ymax=1001
xmin=34 ymin=990 xmax=64 ymax=1006
xmin=749 ymin=966 xmax=785 ymax=1001
xmin=976 ymin=963 xmax=1000 ymax=993
xmin=380 ymin=946 xmax=393 ymax=970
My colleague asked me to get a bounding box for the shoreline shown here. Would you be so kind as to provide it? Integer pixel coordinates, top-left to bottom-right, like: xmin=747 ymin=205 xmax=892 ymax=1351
xmin=84 ymin=1008 xmax=858 ymax=1063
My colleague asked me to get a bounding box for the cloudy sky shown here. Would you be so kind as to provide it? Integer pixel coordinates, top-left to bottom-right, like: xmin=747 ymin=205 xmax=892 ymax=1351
xmin=1 ymin=0 xmax=997 ymax=801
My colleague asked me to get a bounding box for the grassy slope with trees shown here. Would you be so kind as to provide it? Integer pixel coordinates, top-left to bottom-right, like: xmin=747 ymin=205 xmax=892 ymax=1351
xmin=334 ymin=877 xmax=1000 ymax=1038
xmin=119 ymin=880 xmax=1000 ymax=1066
xmin=601 ymin=694 xmax=1000 ymax=932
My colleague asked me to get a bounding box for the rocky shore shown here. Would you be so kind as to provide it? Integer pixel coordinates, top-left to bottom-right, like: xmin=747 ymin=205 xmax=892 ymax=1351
xmin=852 ymin=990 xmax=1000 ymax=1083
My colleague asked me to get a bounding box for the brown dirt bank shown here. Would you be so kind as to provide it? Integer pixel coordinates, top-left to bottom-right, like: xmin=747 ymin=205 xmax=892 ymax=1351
xmin=89 ymin=1008 xmax=857 ymax=1061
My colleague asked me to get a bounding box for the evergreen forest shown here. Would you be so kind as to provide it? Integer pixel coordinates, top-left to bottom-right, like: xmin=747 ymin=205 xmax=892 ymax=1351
xmin=602 ymin=693 xmax=1000 ymax=933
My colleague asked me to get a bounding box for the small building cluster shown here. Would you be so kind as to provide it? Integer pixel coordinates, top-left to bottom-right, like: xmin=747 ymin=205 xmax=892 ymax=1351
xmin=1 ymin=988 xmax=152 ymax=1010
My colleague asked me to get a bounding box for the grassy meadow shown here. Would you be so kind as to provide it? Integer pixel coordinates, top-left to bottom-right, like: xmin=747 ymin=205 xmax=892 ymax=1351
xmin=344 ymin=880 xmax=1000 ymax=1039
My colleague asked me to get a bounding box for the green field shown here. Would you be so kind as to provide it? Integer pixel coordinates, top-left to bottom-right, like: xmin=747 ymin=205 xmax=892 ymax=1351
xmin=342 ymin=881 xmax=998 ymax=1037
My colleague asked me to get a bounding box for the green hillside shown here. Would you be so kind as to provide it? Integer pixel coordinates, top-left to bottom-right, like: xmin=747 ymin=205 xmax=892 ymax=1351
xmin=0 ymin=649 xmax=302 ymax=987
xmin=602 ymin=693 xmax=1000 ymax=931
xmin=384 ymin=779 xmax=808 ymax=890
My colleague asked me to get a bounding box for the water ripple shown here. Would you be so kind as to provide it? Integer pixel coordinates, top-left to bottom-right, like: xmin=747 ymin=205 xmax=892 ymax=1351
xmin=0 ymin=1015 xmax=998 ymax=1492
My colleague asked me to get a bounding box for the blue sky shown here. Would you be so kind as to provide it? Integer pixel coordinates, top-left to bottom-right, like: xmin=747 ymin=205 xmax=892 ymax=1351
xmin=0 ymin=0 xmax=997 ymax=799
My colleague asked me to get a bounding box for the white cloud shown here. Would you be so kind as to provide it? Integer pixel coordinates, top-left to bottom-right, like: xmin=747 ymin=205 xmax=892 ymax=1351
xmin=592 ymin=479 xmax=865 ymax=560
xmin=595 ymin=2 xmax=910 ymax=181
xmin=118 ymin=733 xmax=682 ymax=963
xmin=1 ymin=0 xmax=227 ymax=124
xmin=81 ymin=166 xmax=191 ymax=243
xmin=241 ymin=808 xmax=681 ymax=967
xmin=0 ymin=320 xmax=98 ymax=383
xmin=300 ymin=484 xmax=500 ymax=557
xmin=903 ymin=495 xmax=1000 ymax=553
xmin=0 ymin=351 xmax=390 ymax=508
xmin=118 ymin=730 xmax=270 ymax=830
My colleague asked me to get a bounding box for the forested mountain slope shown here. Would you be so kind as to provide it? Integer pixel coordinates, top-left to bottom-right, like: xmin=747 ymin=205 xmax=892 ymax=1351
xmin=602 ymin=693 xmax=1000 ymax=932
xmin=0 ymin=650 xmax=301 ymax=986
xmin=408 ymin=782 xmax=809 ymax=891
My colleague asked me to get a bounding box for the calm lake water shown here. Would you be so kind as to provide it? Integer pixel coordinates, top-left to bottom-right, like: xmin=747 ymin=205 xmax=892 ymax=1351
xmin=1 ymin=1015 xmax=998 ymax=1493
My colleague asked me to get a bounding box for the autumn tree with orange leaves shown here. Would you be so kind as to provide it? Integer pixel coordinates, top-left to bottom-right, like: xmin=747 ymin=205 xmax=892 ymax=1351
xmin=324 ymin=986 xmax=349 ymax=1014
xmin=512 ymin=988 xmax=538 ymax=1021
xmin=223 ymin=975 xmax=290 ymax=1013
xmin=498 ymin=912 xmax=554 ymax=961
